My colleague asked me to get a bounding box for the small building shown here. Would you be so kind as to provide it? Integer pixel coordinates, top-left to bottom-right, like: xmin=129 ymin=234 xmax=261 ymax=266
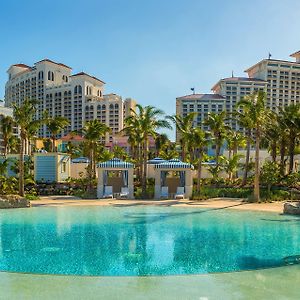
xmin=97 ymin=158 xmax=134 ymax=199
xmin=34 ymin=153 xmax=71 ymax=183
xmin=154 ymin=159 xmax=194 ymax=199
xmin=70 ymin=157 xmax=89 ymax=179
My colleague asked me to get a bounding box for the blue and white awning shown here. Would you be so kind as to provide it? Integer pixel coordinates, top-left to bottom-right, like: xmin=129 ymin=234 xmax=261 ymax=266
xmin=147 ymin=157 xmax=167 ymax=165
xmin=97 ymin=158 xmax=134 ymax=169
xmin=154 ymin=158 xmax=194 ymax=169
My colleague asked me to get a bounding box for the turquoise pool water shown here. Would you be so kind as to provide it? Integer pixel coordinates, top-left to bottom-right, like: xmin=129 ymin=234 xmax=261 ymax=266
xmin=0 ymin=206 xmax=299 ymax=276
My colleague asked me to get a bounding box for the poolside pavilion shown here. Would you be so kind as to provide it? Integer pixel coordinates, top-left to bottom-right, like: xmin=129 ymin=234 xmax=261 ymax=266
xmin=154 ymin=158 xmax=194 ymax=199
xmin=97 ymin=158 xmax=134 ymax=199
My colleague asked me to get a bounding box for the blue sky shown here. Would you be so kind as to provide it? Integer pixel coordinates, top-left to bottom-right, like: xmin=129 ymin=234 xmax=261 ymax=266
xmin=1 ymin=0 xmax=300 ymax=139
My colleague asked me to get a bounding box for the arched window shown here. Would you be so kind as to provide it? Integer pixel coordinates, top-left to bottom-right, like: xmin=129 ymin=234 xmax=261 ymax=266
xmin=90 ymin=105 xmax=93 ymax=110
xmin=68 ymin=91 xmax=71 ymax=95
xmin=74 ymin=86 xmax=78 ymax=94
xmin=64 ymin=91 xmax=68 ymax=96
xmin=115 ymin=103 xmax=119 ymax=109
xmin=109 ymin=104 xmax=114 ymax=109
xmin=102 ymin=104 xmax=106 ymax=110
xmin=85 ymin=105 xmax=89 ymax=110
xmin=48 ymin=71 xmax=51 ymax=80
xmin=89 ymin=87 xmax=92 ymax=95
xmin=86 ymin=86 xmax=89 ymax=95
xmin=99 ymin=90 xmax=102 ymax=97
xmin=97 ymin=105 xmax=101 ymax=110
xmin=38 ymin=71 xmax=43 ymax=80
xmin=48 ymin=71 xmax=54 ymax=81
xmin=65 ymin=77 xmax=68 ymax=83
xmin=51 ymin=72 xmax=54 ymax=81
xmin=78 ymin=85 xmax=82 ymax=94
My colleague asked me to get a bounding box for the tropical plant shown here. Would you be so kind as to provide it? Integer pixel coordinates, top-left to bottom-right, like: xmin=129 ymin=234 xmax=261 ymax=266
xmin=125 ymin=104 xmax=171 ymax=197
xmin=260 ymin=161 xmax=280 ymax=194
xmin=203 ymin=111 xmax=229 ymax=165
xmin=167 ymin=112 xmax=197 ymax=161
xmin=279 ymin=104 xmax=300 ymax=174
xmin=0 ymin=116 xmax=15 ymax=155
xmin=46 ymin=116 xmax=69 ymax=152
xmin=189 ymin=127 xmax=209 ymax=193
xmin=223 ymin=154 xmax=243 ymax=181
xmin=237 ymin=91 xmax=269 ymax=202
xmin=13 ymin=99 xmax=43 ymax=196
xmin=81 ymin=119 xmax=110 ymax=193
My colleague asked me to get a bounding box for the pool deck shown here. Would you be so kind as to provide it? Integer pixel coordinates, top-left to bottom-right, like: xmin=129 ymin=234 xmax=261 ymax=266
xmin=32 ymin=196 xmax=286 ymax=213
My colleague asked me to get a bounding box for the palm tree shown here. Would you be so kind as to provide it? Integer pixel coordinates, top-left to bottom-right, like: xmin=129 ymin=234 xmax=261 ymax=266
xmin=223 ymin=154 xmax=243 ymax=182
xmin=237 ymin=91 xmax=268 ymax=202
xmin=279 ymin=104 xmax=300 ymax=173
xmin=189 ymin=127 xmax=209 ymax=193
xmin=226 ymin=130 xmax=246 ymax=159
xmin=13 ymin=99 xmax=42 ymax=196
xmin=46 ymin=116 xmax=69 ymax=152
xmin=125 ymin=105 xmax=171 ymax=197
xmin=168 ymin=113 xmax=197 ymax=161
xmin=81 ymin=119 xmax=110 ymax=193
xmin=154 ymin=133 xmax=169 ymax=157
xmin=234 ymin=109 xmax=254 ymax=185
xmin=0 ymin=116 xmax=14 ymax=155
xmin=203 ymin=111 xmax=229 ymax=165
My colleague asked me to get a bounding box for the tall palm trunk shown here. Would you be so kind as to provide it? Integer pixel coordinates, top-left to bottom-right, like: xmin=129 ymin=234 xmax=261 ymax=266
xmin=254 ymin=128 xmax=260 ymax=202
xmin=196 ymin=150 xmax=203 ymax=193
xmin=280 ymin=138 xmax=286 ymax=175
xmin=288 ymin=135 xmax=296 ymax=174
xmin=19 ymin=134 xmax=25 ymax=197
xmin=142 ymin=139 xmax=148 ymax=197
xmin=52 ymin=135 xmax=56 ymax=152
xmin=242 ymin=131 xmax=251 ymax=186
xmin=271 ymin=141 xmax=277 ymax=162
xmin=87 ymin=143 xmax=94 ymax=194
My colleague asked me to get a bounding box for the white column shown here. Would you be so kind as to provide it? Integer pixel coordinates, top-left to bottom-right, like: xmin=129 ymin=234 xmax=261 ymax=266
xmin=97 ymin=168 xmax=104 ymax=199
xmin=185 ymin=169 xmax=193 ymax=199
xmin=128 ymin=168 xmax=134 ymax=198
xmin=154 ymin=169 xmax=161 ymax=199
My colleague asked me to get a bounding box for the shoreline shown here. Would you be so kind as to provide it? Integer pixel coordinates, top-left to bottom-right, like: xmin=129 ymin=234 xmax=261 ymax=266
xmin=31 ymin=196 xmax=286 ymax=213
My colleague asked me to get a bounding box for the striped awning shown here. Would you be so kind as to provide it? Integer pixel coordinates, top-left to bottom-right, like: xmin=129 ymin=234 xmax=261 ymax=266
xmin=97 ymin=158 xmax=134 ymax=169
xmin=147 ymin=157 xmax=167 ymax=165
xmin=154 ymin=158 xmax=194 ymax=169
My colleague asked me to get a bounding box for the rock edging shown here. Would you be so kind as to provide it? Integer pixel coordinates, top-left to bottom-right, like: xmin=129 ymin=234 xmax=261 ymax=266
xmin=283 ymin=202 xmax=300 ymax=215
xmin=0 ymin=195 xmax=31 ymax=209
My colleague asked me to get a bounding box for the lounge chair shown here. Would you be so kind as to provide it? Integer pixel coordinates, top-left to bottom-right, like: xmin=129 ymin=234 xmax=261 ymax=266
xmin=119 ymin=187 xmax=129 ymax=199
xmin=103 ymin=186 xmax=114 ymax=199
xmin=160 ymin=186 xmax=169 ymax=199
xmin=175 ymin=187 xmax=185 ymax=199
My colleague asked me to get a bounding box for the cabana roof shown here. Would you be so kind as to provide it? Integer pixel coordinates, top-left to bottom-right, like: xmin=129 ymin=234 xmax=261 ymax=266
xmin=147 ymin=157 xmax=167 ymax=165
xmin=154 ymin=159 xmax=194 ymax=169
xmin=71 ymin=157 xmax=90 ymax=163
xmin=97 ymin=158 xmax=134 ymax=169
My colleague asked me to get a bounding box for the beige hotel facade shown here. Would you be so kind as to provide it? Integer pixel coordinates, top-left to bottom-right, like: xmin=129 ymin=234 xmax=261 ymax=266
xmin=176 ymin=50 xmax=300 ymax=136
xmin=4 ymin=59 xmax=136 ymax=144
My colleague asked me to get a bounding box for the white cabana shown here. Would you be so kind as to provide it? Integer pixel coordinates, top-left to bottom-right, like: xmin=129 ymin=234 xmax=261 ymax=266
xmin=97 ymin=158 xmax=134 ymax=199
xmin=147 ymin=157 xmax=167 ymax=178
xmin=154 ymin=158 xmax=194 ymax=199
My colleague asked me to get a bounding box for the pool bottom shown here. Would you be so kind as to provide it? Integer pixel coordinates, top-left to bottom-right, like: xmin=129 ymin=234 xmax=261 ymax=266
xmin=1 ymin=264 xmax=299 ymax=300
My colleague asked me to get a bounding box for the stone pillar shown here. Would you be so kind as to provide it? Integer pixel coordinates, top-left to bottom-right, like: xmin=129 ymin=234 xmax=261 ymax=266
xmin=185 ymin=169 xmax=193 ymax=199
xmin=154 ymin=169 xmax=161 ymax=199
xmin=128 ymin=168 xmax=134 ymax=198
xmin=97 ymin=168 xmax=104 ymax=199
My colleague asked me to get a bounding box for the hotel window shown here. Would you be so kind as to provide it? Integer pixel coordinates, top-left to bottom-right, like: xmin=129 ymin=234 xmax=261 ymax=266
xmin=48 ymin=71 xmax=54 ymax=81
xmin=38 ymin=71 xmax=44 ymax=80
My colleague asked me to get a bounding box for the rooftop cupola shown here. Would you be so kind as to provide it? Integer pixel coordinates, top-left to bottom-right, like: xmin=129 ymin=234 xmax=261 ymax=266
xmin=290 ymin=51 xmax=300 ymax=63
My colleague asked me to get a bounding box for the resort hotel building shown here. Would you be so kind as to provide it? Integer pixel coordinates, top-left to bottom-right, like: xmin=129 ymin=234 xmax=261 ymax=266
xmin=4 ymin=59 xmax=136 ymax=144
xmin=176 ymin=50 xmax=300 ymax=136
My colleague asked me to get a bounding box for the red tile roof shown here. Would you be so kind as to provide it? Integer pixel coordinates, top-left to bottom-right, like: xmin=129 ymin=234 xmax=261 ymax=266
xmin=35 ymin=59 xmax=72 ymax=69
xmin=70 ymin=72 xmax=105 ymax=84
xmin=12 ymin=64 xmax=31 ymax=69
xmin=60 ymin=133 xmax=84 ymax=142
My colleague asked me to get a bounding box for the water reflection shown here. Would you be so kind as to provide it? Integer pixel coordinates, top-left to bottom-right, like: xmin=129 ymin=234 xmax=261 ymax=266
xmin=0 ymin=207 xmax=300 ymax=276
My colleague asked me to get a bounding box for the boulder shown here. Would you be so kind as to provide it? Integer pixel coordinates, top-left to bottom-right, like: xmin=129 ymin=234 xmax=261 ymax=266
xmin=0 ymin=195 xmax=30 ymax=209
xmin=283 ymin=202 xmax=300 ymax=215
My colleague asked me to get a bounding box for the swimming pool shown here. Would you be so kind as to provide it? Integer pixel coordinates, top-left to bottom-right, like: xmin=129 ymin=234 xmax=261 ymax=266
xmin=0 ymin=206 xmax=299 ymax=276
